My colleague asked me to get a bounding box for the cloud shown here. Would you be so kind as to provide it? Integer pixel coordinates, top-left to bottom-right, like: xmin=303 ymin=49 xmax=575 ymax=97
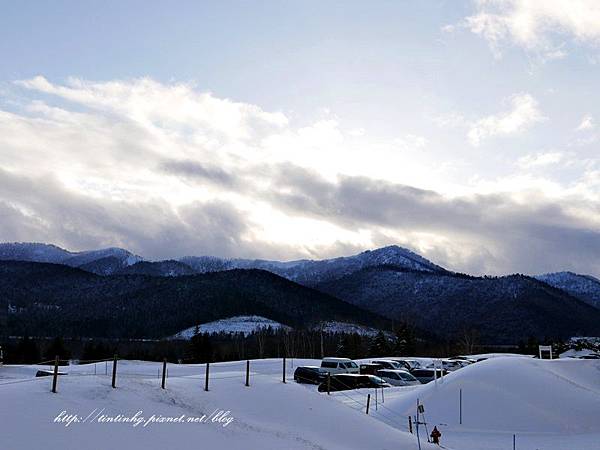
xmin=462 ymin=0 xmax=600 ymax=59
xmin=265 ymin=164 xmax=600 ymax=276
xmin=467 ymin=93 xmax=545 ymax=146
xmin=159 ymin=159 xmax=238 ymax=188
xmin=0 ymin=76 xmax=598 ymax=277
xmin=576 ymin=114 xmax=595 ymax=131
xmin=517 ymin=151 xmax=564 ymax=168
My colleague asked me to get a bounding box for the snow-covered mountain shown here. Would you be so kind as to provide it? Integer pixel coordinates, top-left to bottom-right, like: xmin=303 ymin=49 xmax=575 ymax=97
xmin=181 ymin=245 xmax=445 ymax=285
xmin=0 ymin=242 xmax=72 ymax=263
xmin=118 ymin=260 xmax=198 ymax=277
xmin=0 ymin=242 xmax=142 ymax=274
xmin=535 ymin=271 xmax=600 ymax=309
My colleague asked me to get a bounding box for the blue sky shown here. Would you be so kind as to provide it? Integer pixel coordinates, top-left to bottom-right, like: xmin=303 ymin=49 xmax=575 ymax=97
xmin=0 ymin=0 xmax=599 ymax=276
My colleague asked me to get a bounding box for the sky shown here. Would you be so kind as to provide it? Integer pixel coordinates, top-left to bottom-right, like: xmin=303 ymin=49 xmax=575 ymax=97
xmin=0 ymin=0 xmax=599 ymax=277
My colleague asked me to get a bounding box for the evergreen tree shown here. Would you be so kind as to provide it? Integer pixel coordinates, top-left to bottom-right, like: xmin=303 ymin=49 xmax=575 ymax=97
xmin=188 ymin=333 xmax=213 ymax=362
xmin=369 ymin=331 xmax=390 ymax=357
xmin=45 ymin=337 xmax=71 ymax=363
xmin=15 ymin=336 xmax=40 ymax=363
xmin=393 ymin=321 xmax=416 ymax=355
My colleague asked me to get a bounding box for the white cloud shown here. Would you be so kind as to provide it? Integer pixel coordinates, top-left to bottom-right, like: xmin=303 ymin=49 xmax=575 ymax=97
xmin=517 ymin=151 xmax=564 ymax=168
xmin=467 ymin=93 xmax=545 ymax=146
xmin=463 ymin=0 xmax=600 ymax=59
xmin=394 ymin=134 xmax=428 ymax=151
xmin=576 ymin=114 xmax=595 ymax=131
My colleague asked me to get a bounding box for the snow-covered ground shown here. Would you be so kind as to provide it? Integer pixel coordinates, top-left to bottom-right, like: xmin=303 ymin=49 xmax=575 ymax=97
xmin=1 ymin=356 xmax=598 ymax=450
xmin=0 ymin=358 xmax=435 ymax=450
xmin=171 ymin=315 xmax=292 ymax=339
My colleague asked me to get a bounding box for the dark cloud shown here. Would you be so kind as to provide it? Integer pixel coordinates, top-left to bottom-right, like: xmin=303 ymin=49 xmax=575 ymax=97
xmin=0 ymin=167 xmax=254 ymax=260
xmin=265 ymin=163 xmax=600 ymax=276
xmin=159 ymin=159 xmax=238 ymax=187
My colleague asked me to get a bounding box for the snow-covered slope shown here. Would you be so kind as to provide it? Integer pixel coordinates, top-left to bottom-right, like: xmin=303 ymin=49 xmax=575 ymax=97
xmin=375 ymin=356 xmax=600 ymax=450
xmin=0 ymin=359 xmax=434 ymax=450
xmin=535 ymin=271 xmax=600 ymax=309
xmin=172 ymin=316 xmax=292 ymax=338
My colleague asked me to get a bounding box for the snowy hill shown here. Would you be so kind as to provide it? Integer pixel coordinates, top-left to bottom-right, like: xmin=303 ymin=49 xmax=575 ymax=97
xmin=374 ymin=356 xmax=600 ymax=449
xmin=172 ymin=316 xmax=292 ymax=338
xmin=535 ymin=271 xmax=600 ymax=309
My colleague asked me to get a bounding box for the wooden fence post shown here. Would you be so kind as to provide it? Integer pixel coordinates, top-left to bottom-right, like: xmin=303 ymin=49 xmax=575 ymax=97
xmin=366 ymin=394 xmax=371 ymax=414
xmin=204 ymin=362 xmax=210 ymax=392
xmin=245 ymin=360 xmax=250 ymax=387
xmin=111 ymin=354 xmax=117 ymax=388
xmin=282 ymin=357 xmax=286 ymax=383
xmin=51 ymin=356 xmax=59 ymax=393
xmin=408 ymin=416 xmax=413 ymax=433
xmin=459 ymin=388 xmax=463 ymax=425
xmin=161 ymin=359 xmax=167 ymax=389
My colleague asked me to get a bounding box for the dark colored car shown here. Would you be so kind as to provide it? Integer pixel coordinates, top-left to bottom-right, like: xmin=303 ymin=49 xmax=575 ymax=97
xmin=318 ymin=374 xmax=390 ymax=392
xmin=360 ymin=363 xmax=384 ymax=375
xmin=411 ymin=368 xmax=449 ymax=384
xmin=294 ymin=366 xmax=328 ymax=384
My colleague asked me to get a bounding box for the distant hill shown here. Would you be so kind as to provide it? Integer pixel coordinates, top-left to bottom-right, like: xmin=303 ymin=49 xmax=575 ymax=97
xmin=0 ymin=261 xmax=388 ymax=339
xmin=535 ymin=272 xmax=600 ymax=309
xmin=315 ymin=266 xmax=600 ymax=343
xmin=117 ymin=260 xmax=197 ymax=277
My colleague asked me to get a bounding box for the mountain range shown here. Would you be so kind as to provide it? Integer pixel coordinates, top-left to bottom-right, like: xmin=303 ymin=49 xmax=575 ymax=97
xmin=1 ymin=242 xmax=599 ymax=343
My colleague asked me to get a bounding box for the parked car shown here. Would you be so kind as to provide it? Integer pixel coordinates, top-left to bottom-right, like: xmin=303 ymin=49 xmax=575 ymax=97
xmin=411 ymin=368 xmax=449 ymax=384
xmin=447 ymin=356 xmax=477 ymax=364
xmin=320 ymin=357 xmax=360 ymax=374
xmin=371 ymin=359 xmax=405 ymax=370
xmin=376 ymin=369 xmax=420 ymax=386
xmin=293 ymin=366 xmax=328 ymax=384
xmin=441 ymin=359 xmax=464 ymax=371
xmin=317 ymin=374 xmax=390 ymax=392
xmin=391 ymin=359 xmax=422 ymax=371
xmin=359 ymin=363 xmax=384 ymax=375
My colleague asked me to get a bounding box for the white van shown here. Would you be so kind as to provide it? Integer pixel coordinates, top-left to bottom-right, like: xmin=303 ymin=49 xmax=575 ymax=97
xmin=320 ymin=357 xmax=359 ymax=374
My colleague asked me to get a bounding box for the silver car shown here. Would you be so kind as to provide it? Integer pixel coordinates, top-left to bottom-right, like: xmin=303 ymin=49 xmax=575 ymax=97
xmin=376 ymin=369 xmax=420 ymax=386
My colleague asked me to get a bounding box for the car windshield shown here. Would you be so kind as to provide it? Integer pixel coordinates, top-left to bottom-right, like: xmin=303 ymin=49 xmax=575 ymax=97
xmin=348 ymin=362 xmax=358 ymax=368
xmin=399 ymin=372 xmax=417 ymax=381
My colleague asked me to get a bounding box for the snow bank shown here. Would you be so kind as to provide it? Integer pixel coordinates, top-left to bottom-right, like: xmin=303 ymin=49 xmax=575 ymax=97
xmin=382 ymin=356 xmax=600 ymax=433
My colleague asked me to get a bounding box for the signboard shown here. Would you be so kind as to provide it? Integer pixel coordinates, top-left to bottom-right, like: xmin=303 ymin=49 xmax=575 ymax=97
xmin=539 ymin=345 xmax=553 ymax=359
